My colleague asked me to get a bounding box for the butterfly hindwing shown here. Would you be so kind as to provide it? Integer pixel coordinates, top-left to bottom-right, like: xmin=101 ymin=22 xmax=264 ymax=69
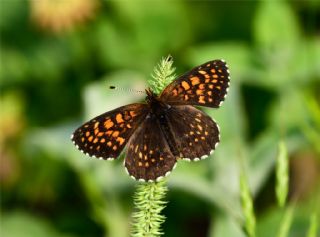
xmin=125 ymin=115 xmax=176 ymax=181
xmin=165 ymin=105 xmax=220 ymax=160
xmin=160 ymin=60 xmax=230 ymax=107
xmin=71 ymin=104 xmax=148 ymax=160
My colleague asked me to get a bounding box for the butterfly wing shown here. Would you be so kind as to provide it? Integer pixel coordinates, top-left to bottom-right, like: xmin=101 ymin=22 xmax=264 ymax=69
xmin=165 ymin=105 xmax=220 ymax=160
xmin=71 ymin=103 xmax=148 ymax=160
xmin=125 ymin=115 xmax=176 ymax=182
xmin=160 ymin=60 xmax=230 ymax=107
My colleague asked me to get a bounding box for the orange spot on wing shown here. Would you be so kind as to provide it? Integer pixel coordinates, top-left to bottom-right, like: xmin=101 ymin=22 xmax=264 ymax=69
xmin=199 ymin=84 xmax=205 ymax=89
xmin=104 ymin=119 xmax=114 ymax=129
xmin=198 ymin=96 xmax=206 ymax=104
xmin=172 ymin=89 xmax=178 ymax=96
xmin=129 ymin=111 xmax=137 ymax=117
xmin=198 ymin=70 xmax=206 ymax=75
xmin=93 ymin=138 xmax=98 ymax=143
xmin=212 ymin=79 xmax=218 ymax=83
xmin=190 ymin=77 xmax=200 ymax=85
xmin=211 ymin=69 xmax=216 ymax=73
xmin=209 ymin=85 xmax=214 ymax=89
xmin=85 ymin=131 xmax=90 ymax=137
xmin=106 ymin=130 xmax=113 ymax=136
xmin=196 ymin=89 xmax=204 ymax=95
xmin=181 ymin=81 xmax=190 ymax=90
xmin=116 ymin=113 xmax=124 ymax=123
xmin=88 ymin=136 xmax=93 ymax=142
xmin=116 ymin=137 xmax=125 ymax=145
xmin=100 ymin=138 xmax=106 ymax=143
xmin=112 ymin=131 xmax=120 ymax=137
xmin=94 ymin=122 xmax=99 ymax=129
xmin=212 ymin=74 xmax=219 ymax=79
xmin=107 ymin=141 xmax=112 ymax=147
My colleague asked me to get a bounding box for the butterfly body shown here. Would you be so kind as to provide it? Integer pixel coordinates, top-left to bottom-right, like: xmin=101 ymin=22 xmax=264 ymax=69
xmin=71 ymin=60 xmax=230 ymax=182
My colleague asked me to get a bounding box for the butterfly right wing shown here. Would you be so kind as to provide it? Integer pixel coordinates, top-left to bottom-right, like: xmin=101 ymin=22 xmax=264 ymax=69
xmin=160 ymin=60 xmax=230 ymax=107
xmin=71 ymin=103 xmax=148 ymax=160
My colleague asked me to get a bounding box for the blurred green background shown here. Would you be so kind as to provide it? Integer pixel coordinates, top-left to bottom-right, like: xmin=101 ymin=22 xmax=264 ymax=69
xmin=1 ymin=1 xmax=319 ymax=237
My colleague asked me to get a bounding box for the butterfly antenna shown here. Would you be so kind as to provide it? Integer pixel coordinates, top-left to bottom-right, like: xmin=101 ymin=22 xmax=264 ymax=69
xmin=109 ymin=86 xmax=145 ymax=94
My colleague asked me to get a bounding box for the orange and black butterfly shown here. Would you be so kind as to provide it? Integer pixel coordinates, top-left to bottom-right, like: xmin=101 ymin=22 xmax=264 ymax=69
xmin=71 ymin=60 xmax=230 ymax=182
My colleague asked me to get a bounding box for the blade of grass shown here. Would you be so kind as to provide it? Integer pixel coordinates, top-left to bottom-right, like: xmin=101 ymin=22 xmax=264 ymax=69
xmin=276 ymin=141 xmax=289 ymax=207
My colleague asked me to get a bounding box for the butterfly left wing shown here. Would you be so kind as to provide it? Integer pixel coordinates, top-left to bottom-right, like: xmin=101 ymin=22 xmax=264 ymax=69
xmin=71 ymin=103 xmax=148 ymax=160
xmin=160 ymin=60 xmax=230 ymax=108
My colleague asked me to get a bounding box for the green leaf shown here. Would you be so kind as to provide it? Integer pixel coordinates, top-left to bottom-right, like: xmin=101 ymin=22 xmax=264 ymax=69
xmin=209 ymin=214 xmax=246 ymax=237
xmin=307 ymin=212 xmax=319 ymax=237
xmin=188 ymin=42 xmax=251 ymax=83
xmin=83 ymin=71 xmax=146 ymax=120
xmin=1 ymin=211 xmax=75 ymax=237
xmin=254 ymin=1 xmax=300 ymax=51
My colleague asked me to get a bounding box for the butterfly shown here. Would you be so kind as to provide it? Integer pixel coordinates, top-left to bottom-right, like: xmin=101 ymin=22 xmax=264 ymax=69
xmin=71 ymin=59 xmax=230 ymax=182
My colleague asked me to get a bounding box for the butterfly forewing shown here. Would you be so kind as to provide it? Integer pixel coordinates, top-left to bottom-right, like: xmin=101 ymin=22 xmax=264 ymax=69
xmin=71 ymin=104 xmax=148 ymax=159
xmin=165 ymin=105 xmax=220 ymax=160
xmin=125 ymin=115 xmax=176 ymax=181
xmin=160 ymin=60 xmax=230 ymax=107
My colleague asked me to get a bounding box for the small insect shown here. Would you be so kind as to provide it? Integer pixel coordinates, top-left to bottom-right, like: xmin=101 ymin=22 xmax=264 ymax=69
xmin=71 ymin=60 xmax=230 ymax=182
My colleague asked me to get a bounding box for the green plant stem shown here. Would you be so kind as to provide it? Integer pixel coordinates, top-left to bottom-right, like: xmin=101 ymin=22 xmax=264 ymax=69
xmin=275 ymin=140 xmax=289 ymax=207
xmin=240 ymin=170 xmax=256 ymax=237
xmin=131 ymin=56 xmax=175 ymax=237
xmin=131 ymin=180 xmax=168 ymax=237
xmin=277 ymin=205 xmax=295 ymax=237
